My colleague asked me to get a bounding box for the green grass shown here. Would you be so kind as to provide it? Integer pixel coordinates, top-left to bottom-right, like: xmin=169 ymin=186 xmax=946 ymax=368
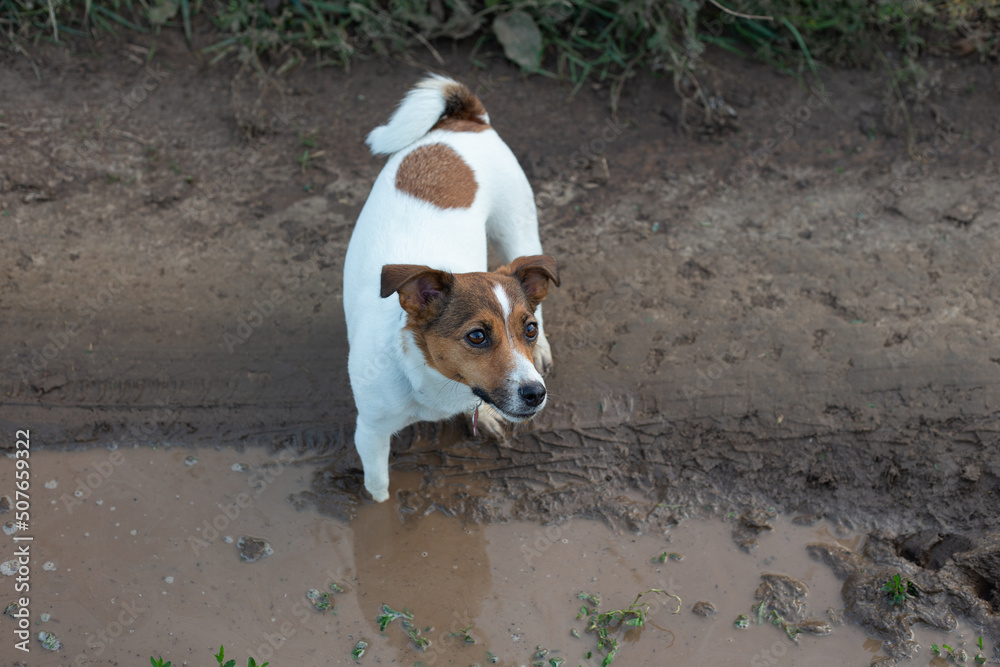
xmin=150 ymin=644 xmax=268 ymax=667
xmin=375 ymin=603 xmax=431 ymax=651
xmin=880 ymin=572 xmax=918 ymax=606
xmin=2 ymin=1 xmax=997 ymax=115
xmin=577 ymin=588 xmax=681 ymax=666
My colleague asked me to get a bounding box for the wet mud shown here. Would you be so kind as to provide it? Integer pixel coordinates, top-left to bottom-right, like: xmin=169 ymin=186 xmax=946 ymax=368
xmin=1 ymin=27 xmax=1000 ymax=665
xmin=0 ymin=445 xmax=976 ymax=666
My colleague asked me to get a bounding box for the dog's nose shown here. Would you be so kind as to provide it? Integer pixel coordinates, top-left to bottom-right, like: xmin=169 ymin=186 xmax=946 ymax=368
xmin=518 ymin=383 xmax=546 ymax=407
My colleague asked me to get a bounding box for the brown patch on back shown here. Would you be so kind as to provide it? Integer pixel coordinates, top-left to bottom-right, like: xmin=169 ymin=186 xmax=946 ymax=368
xmin=431 ymin=83 xmax=491 ymax=133
xmin=395 ymin=143 xmax=478 ymax=209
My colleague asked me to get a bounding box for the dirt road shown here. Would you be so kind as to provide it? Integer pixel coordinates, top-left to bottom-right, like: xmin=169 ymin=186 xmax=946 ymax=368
xmin=1 ymin=31 xmax=999 ymax=665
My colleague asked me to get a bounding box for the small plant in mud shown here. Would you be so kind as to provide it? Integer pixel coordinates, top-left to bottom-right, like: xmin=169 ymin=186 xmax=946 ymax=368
xmin=376 ymin=603 xmax=431 ymax=651
xmin=215 ymin=645 xmax=269 ymax=667
xmin=930 ymin=642 xmax=989 ymax=664
xmin=576 ymin=589 xmax=681 ymax=666
xmin=532 ymin=644 xmax=566 ymax=666
xmin=936 ymin=637 xmax=991 ymax=664
xmin=449 ymin=625 xmax=477 ymax=644
xmin=152 ymin=645 xmax=267 ymax=667
xmin=881 ymin=573 xmax=919 ymax=606
xmin=376 ymin=603 xmax=412 ymax=631
xmin=296 ymin=132 xmax=323 ymax=174
xmin=652 ymin=552 xmax=684 ymax=563
xmin=752 ymin=600 xmax=800 ymax=640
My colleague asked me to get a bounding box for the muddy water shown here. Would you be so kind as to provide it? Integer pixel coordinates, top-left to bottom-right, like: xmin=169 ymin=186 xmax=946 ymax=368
xmin=0 ymin=445 xmax=976 ymax=666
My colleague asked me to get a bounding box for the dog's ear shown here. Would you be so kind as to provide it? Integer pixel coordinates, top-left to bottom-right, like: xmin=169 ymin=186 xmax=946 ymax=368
xmin=381 ymin=264 xmax=455 ymax=318
xmin=498 ymin=255 xmax=560 ymax=309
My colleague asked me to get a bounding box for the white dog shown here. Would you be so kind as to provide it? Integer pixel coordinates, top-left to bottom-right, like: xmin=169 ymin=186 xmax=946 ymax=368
xmin=343 ymin=74 xmax=559 ymax=502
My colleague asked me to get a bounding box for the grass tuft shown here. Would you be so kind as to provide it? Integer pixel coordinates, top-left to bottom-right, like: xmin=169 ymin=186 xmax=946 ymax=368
xmin=2 ymin=1 xmax=997 ymax=116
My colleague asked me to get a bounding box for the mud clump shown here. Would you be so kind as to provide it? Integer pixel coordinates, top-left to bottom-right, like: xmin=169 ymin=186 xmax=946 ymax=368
xmin=753 ymin=573 xmax=832 ymax=636
xmin=949 ymin=534 xmax=1000 ymax=611
xmin=691 ymin=600 xmax=716 ymax=617
xmin=755 ymin=573 xmax=809 ymax=619
xmin=732 ymin=508 xmax=775 ymax=553
xmin=237 ymin=535 xmax=273 ymax=562
xmin=806 ymin=531 xmax=1000 ymax=665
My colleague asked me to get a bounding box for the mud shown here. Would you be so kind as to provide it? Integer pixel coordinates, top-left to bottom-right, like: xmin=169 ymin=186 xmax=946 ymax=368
xmin=0 ymin=445 xmax=950 ymax=666
xmin=1 ymin=24 xmax=1000 ymax=665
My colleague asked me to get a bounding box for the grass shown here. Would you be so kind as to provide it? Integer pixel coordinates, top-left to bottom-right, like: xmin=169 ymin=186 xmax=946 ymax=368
xmin=881 ymin=572 xmax=918 ymax=606
xmin=449 ymin=624 xmax=478 ymax=644
xmin=150 ymin=644 xmax=268 ymax=667
xmin=751 ymin=599 xmax=800 ymax=640
xmin=577 ymin=588 xmax=681 ymax=666
xmin=2 ymin=1 xmax=998 ymax=117
xmin=652 ymin=551 xmax=683 ymax=563
xmin=932 ymin=635 xmax=989 ymax=664
xmin=376 ymin=603 xmax=431 ymax=651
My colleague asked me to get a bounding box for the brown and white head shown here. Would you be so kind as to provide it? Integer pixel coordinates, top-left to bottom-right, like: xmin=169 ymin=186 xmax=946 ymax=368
xmin=380 ymin=255 xmax=559 ymax=421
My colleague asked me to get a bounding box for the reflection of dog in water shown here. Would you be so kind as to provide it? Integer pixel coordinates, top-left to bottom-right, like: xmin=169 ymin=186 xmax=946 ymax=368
xmin=343 ymin=75 xmax=559 ymax=502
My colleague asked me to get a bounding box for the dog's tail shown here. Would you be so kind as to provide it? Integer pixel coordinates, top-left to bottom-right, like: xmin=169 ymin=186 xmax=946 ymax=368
xmin=366 ymin=74 xmax=489 ymax=156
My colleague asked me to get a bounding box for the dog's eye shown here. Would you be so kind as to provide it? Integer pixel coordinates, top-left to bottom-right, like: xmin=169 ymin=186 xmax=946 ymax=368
xmin=525 ymin=322 xmax=538 ymax=340
xmin=466 ymin=330 xmax=488 ymax=347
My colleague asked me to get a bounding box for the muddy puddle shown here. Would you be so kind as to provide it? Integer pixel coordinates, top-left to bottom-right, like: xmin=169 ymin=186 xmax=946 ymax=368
xmin=2 ymin=444 xmax=993 ymax=666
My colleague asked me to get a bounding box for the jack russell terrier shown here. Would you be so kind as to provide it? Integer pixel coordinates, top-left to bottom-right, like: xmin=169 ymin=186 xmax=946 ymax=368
xmin=343 ymin=74 xmax=559 ymax=502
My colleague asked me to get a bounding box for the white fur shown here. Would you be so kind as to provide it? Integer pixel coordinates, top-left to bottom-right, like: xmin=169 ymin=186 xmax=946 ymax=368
xmin=344 ymin=75 xmax=551 ymax=502
xmin=365 ymin=74 xmax=489 ymax=156
xmin=493 ymin=284 xmax=546 ymax=414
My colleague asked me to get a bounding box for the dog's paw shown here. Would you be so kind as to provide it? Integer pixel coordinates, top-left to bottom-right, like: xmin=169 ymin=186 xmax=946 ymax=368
xmin=472 ymin=403 xmax=508 ymax=440
xmin=533 ymin=331 xmax=553 ymax=374
xmin=364 ymin=480 xmax=390 ymax=503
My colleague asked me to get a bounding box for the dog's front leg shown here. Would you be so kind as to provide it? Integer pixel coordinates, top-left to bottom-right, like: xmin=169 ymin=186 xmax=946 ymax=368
xmin=531 ymin=305 xmax=553 ymax=374
xmin=354 ymin=419 xmax=392 ymax=502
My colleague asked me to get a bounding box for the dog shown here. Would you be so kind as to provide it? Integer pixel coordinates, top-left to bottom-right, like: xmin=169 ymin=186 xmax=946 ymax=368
xmin=343 ymin=74 xmax=559 ymax=502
